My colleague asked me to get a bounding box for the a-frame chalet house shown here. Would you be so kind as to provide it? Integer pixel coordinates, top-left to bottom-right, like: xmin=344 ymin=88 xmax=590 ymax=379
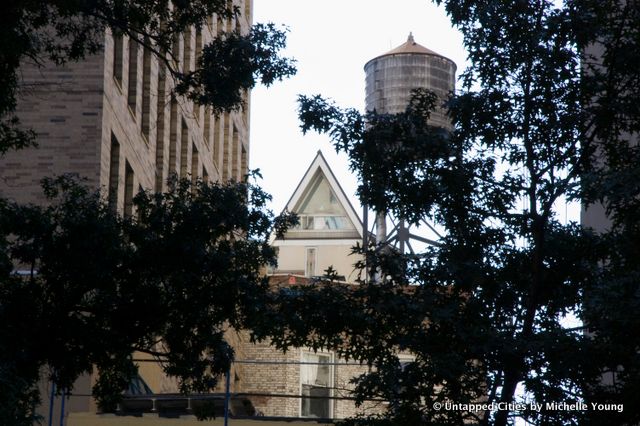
xmin=270 ymin=151 xmax=364 ymax=282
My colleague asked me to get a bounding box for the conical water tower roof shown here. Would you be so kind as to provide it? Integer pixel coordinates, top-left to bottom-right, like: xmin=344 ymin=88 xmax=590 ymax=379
xmin=365 ymin=33 xmax=455 ymax=68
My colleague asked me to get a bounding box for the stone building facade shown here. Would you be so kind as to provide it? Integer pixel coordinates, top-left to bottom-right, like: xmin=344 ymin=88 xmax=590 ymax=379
xmin=0 ymin=2 xmax=251 ymax=209
xmin=0 ymin=2 xmax=253 ymax=423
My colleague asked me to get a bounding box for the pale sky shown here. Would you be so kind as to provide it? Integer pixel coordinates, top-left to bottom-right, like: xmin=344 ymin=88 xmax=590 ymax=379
xmin=249 ymin=0 xmax=468 ymax=216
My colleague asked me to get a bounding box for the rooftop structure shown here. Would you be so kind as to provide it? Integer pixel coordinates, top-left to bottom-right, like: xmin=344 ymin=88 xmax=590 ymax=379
xmin=363 ymin=34 xmax=456 ymax=252
xmin=364 ymin=33 xmax=456 ymax=129
xmin=271 ymin=150 xmax=364 ymax=281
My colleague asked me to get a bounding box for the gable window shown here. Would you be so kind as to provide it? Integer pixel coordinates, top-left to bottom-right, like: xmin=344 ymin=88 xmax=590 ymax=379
xmin=294 ymin=172 xmax=355 ymax=231
xmin=297 ymin=215 xmax=351 ymax=230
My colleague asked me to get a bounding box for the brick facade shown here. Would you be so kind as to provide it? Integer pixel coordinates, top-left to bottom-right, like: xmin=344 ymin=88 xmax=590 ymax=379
xmin=0 ymin=2 xmax=251 ymax=209
xmin=1 ymin=2 xmax=253 ymax=422
xmin=234 ymin=333 xmax=386 ymax=419
xmin=232 ymin=276 xmax=387 ymax=420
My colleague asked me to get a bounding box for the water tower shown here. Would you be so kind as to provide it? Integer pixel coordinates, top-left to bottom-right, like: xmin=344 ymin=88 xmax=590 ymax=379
xmin=363 ymin=33 xmax=456 ymax=252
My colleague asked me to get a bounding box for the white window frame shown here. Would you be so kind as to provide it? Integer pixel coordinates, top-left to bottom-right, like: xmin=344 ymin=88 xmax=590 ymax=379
xmin=305 ymin=247 xmax=317 ymax=277
xmin=299 ymin=350 xmax=334 ymax=419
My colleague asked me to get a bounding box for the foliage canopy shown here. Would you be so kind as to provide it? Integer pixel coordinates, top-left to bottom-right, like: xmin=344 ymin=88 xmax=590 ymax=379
xmin=254 ymin=1 xmax=640 ymax=425
xmin=0 ymin=175 xmax=296 ymax=424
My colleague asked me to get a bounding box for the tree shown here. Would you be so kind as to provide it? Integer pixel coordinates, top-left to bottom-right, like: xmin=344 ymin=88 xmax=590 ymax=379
xmin=254 ymin=1 xmax=640 ymax=425
xmin=0 ymin=0 xmax=295 ymax=154
xmin=0 ymin=1 xmax=296 ymax=423
xmin=0 ymin=175 xmax=297 ymax=425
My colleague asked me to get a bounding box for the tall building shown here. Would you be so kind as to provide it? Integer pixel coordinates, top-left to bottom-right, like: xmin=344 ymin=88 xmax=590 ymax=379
xmin=0 ymin=3 xmax=252 ymax=210
xmin=0 ymin=2 xmax=253 ymax=424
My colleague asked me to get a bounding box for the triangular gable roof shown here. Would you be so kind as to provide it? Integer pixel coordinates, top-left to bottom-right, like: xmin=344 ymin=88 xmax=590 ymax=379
xmin=282 ymin=150 xmax=363 ymax=239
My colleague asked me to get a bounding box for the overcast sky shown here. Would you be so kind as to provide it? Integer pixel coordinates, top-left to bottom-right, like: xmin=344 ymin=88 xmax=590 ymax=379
xmin=249 ymin=0 xmax=468 ymax=215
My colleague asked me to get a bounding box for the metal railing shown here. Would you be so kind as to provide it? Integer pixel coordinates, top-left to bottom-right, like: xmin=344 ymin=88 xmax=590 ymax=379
xmin=48 ymin=357 xmax=386 ymax=425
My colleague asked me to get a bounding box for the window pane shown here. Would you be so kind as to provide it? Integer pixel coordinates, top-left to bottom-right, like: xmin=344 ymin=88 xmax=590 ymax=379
xmin=301 ymin=353 xmax=332 ymax=418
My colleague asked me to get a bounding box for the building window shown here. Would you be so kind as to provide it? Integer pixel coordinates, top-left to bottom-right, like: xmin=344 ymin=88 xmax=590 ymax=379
xmin=155 ymin=66 xmax=167 ymax=192
xmin=241 ymin=145 xmax=247 ymax=179
xmin=108 ymin=134 xmax=120 ymax=211
xmin=202 ymin=166 xmax=209 ymax=183
xmin=191 ymin=143 xmax=199 ymax=180
xmin=124 ymin=161 xmax=134 ymax=218
xmin=305 ymin=247 xmax=317 ymax=277
xmin=113 ymin=31 xmax=124 ymax=86
xmin=127 ymin=37 xmax=139 ymax=115
xmin=171 ymin=33 xmax=181 ymax=71
xmin=207 ymin=15 xmax=214 ymax=32
xmin=213 ymin=112 xmax=221 ymax=171
xmin=195 ymin=28 xmax=203 ymax=65
xmin=297 ymin=215 xmax=350 ymax=231
xmin=180 ymin=118 xmax=189 ymax=178
xmin=222 ymin=113 xmax=230 ymax=180
xmin=183 ymin=27 xmax=192 ymax=73
xmin=232 ymin=125 xmax=239 ymax=180
xmin=203 ymin=106 xmax=211 ymax=146
xmin=300 ymin=352 xmax=332 ymax=418
xmin=301 ymin=216 xmax=315 ymax=230
xmin=226 ymin=0 xmax=233 ymax=32
xmin=294 ymin=174 xmax=354 ymax=231
xmin=141 ymin=42 xmax=152 ymax=141
xmin=169 ymin=98 xmax=179 ymax=175
xmin=244 ymin=0 xmax=251 ymax=22
xmin=217 ymin=17 xmax=223 ymax=36
xmin=194 ymin=31 xmax=204 ymax=125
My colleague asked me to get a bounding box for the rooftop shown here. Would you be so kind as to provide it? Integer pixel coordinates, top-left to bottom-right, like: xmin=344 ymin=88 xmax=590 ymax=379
xmin=365 ymin=32 xmax=455 ymax=67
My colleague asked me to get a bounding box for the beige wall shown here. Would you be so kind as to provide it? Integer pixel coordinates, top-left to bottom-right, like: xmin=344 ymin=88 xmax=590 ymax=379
xmin=236 ymin=336 xmax=302 ymax=417
xmin=0 ymin=56 xmax=105 ymax=204
xmin=273 ymin=241 xmax=362 ymax=281
xmin=100 ymin=7 xmax=251 ymax=215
